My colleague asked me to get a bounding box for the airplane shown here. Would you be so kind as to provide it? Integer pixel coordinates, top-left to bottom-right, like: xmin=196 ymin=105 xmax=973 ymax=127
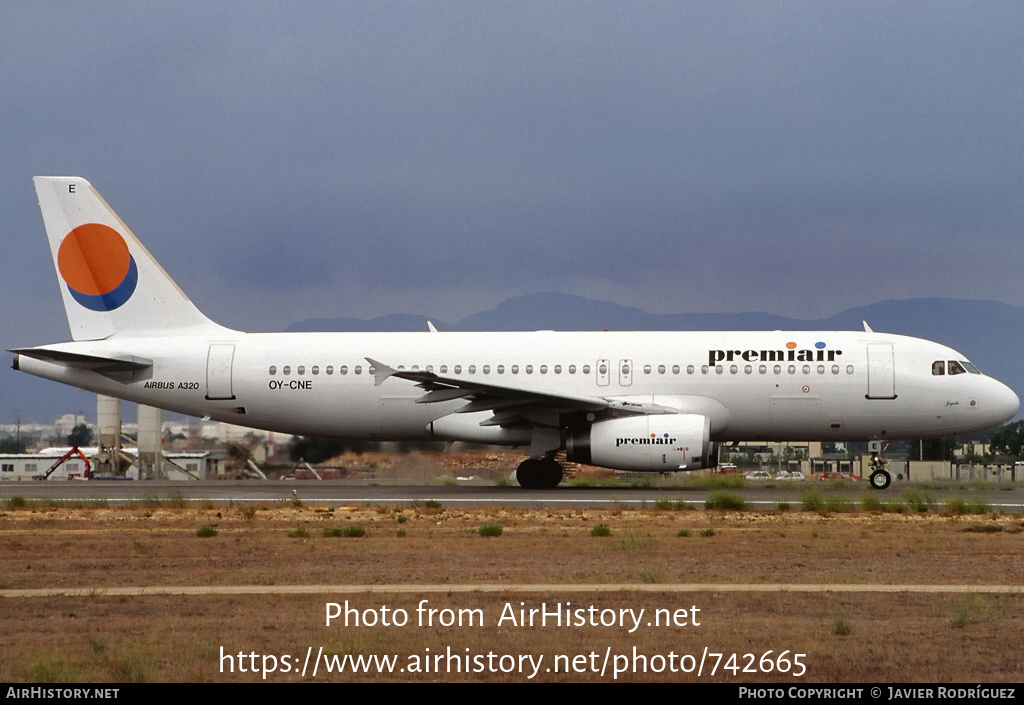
xmin=11 ymin=177 xmax=1020 ymax=490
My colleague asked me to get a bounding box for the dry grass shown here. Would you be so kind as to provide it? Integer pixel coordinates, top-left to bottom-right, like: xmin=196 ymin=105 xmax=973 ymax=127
xmin=0 ymin=504 xmax=1021 ymax=682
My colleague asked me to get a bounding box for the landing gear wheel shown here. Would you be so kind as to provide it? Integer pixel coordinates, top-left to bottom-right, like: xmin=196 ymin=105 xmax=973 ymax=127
xmin=869 ymin=470 xmax=891 ymax=490
xmin=516 ymin=458 xmax=564 ymax=489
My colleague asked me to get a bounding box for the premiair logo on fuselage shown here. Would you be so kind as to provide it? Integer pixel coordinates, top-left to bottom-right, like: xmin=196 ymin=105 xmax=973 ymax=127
xmin=708 ymin=341 xmax=842 ymax=367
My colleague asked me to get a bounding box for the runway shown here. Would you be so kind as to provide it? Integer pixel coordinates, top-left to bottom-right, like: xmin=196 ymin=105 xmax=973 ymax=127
xmin=2 ymin=480 xmax=1021 ymax=513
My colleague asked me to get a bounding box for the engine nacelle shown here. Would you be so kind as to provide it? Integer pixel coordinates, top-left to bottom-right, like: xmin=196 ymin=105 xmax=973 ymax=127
xmin=566 ymin=414 xmax=714 ymax=472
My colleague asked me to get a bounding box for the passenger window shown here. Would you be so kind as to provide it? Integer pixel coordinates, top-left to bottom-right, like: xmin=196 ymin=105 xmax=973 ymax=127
xmin=948 ymin=361 xmax=967 ymax=375
xmin=468 ymin=365 xmax=476 ymax=374
xmin=497 ymin=365 xmax=504 ymax=374
xmin=816 ymin=365 xmax=824 ymax=374
xmin=355 ymin=365 xmax=363 ymax=375
xmin=672 ymin=365 xmax=680 ymax=374
xmin=758 ymin=365 xmax=766 ymax=374
xmin=932 ymin=361 xmax=945 ymax=376
xmin=297 ymin=366 xmax=305 ymax=375
xmin=802 ymin=365 xmax=810 ymax=374
xmin=787 ymin=365 xmax=795 ymax=374
xmin=526 ymin=365 xmax=534 ymax=374
xmin=644 ymin=365 xmax=651 ymax=374
xmin=583 ymin=365 xmax=591 ymax=374
xmin=846 ymin=365 xmax=854 ymax=374
xmin=773 ymin=365 xmax=781 ymax=374
xmin=715 ymin=365 xmax=723 ymax=374
xmin=269 ymin=366 xmax=277 ymax=375
xmin=687 ymin=365 xmax=694 ymax=374
xmin=440 ymin=365 xmax=448 ymax=373
xmin=554 ymin=365 xmax=562 ymax=374
xmin=426 ymin=365 xmax=433 ymax=372
xmin=729 ymin=365 xmax=737 ymax=374
xmin=512 ymin=365 xmax=519 ymax=374
xmin=454 ymin=365 xmax=462 ymax=374
xmin=340 ymin=365 xmax=348 ymax=375
xmin=598 ymin=364 xmax=607 ymax=374
xmin=326 ymin=366 xmax=333 ymax=375
xmin=312 ymin=365 xmax=319 ymax=375
xmin=831 ymin=365 xmax=839 ymax=374
xmin=482 ymin=365 xmax=490 ymax=374
xmin=744 ymin=365 xmax=752 ymax=374
xmin=701 ymin=365 xmax=709 ymax=374
xmin=658 ymin=365 xmax=666 ymax=374
xmin=569 ymin=365 xmax=576 ymax=374
xmin=283 ymin=366 xmax=291 ymax=375
xmin=540 ymin=365 xmax=547 ymax=374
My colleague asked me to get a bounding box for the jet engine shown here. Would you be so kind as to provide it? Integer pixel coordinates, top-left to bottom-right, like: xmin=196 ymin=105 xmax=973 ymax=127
xmin=565 ymin=414 xmax=717 ymax=472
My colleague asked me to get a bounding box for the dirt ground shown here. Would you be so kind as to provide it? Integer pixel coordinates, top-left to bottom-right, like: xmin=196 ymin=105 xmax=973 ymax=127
xmin=1 ymin=502 xmax=1021 ymax=683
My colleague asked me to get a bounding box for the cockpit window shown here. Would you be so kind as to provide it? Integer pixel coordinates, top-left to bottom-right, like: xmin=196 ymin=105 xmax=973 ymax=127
xmin=931 ymin=361 xmax=945 ymax=376
xmin=961 ymin=361 xmax=981 ymax=374
xmin=947 ymin=360 xmax=967 ymax=376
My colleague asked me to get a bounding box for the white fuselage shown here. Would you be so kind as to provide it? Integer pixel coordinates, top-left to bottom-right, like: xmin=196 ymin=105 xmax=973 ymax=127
xmin=17 ymin=329 xmax=1020 ymax=444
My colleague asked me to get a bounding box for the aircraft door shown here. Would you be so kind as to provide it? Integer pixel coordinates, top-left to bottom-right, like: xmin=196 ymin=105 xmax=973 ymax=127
xmin=866 ymin=344 xmax=896 ymax=399
xmin=618 ymin=359 xmax=633 ymax=386
xmin=596 ymin=359 xmax=610 ymax=386
xmin=206 ymin=344 xmax=236 ymax=400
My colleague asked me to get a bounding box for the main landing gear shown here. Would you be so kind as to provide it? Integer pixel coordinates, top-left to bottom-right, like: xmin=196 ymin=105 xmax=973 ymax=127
xmin=515 ymin=457 xmax=564 ymax=489
xmin=867 ymin=441 xmax=891 ymax=490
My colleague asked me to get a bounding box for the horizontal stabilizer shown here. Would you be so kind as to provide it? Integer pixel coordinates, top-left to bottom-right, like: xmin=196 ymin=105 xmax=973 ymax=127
xmin=11 ymin=347 xmax=152 ymax=383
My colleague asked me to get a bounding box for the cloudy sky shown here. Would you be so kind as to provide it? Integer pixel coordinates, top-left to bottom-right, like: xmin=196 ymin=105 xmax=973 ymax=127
xmin=1 ymin=1 xmax=1021 ymax=420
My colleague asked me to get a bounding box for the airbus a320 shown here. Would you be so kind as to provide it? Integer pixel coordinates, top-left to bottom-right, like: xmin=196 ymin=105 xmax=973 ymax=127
xmin=12 ymin=177 xmax=1020 ymax=489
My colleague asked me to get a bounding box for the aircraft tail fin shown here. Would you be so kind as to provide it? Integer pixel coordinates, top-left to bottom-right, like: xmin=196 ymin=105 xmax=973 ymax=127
xmin=33 ymin=176 xmax=227 ymax=341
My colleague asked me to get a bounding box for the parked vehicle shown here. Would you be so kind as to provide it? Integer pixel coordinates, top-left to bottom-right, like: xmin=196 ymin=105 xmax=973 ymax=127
xmin=819 ymin=472 xmax=859 ymax=481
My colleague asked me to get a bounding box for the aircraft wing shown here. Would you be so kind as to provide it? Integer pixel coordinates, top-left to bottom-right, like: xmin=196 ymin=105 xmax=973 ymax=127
xmin=366 ymin=357 xmax=675 ymax=428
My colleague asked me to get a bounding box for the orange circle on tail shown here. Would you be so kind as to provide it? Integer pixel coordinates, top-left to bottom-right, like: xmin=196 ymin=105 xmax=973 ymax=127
xmin=58 ymin=224 xmax=132 ymax=296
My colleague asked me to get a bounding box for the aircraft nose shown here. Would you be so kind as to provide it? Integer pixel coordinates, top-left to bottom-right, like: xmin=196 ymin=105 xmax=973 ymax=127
xmin=990 ymin=380 xmax=1020 ymax=424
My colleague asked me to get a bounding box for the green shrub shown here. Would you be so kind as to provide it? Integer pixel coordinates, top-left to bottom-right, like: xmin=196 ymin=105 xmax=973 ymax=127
xmin=677 ymin=529 xmax=691 ymax=537
xmin=824 ymin=495 xmax=854 ymax=513
xmin=704 ymin=492 xmax=745 ymax=510
xmin=590 ymin=524 xmax=611 ymax=537
xmin=478 ymin=524 xmax=503 ymax=537
xmin=343 ymin=525 xmax=366 ymax=537
xmin=831 ymin=606 xmax=851 ymax=636
xmin=322 ymin=527 xmax=343 ymax=537
xmin=860 ymin=494 xmax=883 ymax=511
xmin=700 ymin=527 xmax=716 ymax=537
xmin=800 ymin=489 xmax=823 ymax=511
xmin=901 ymin=489 xmax=935 ymax=513
xmin=288 ymin=527 xmax=310 ymax=538
xmin=196 ymin=526 xmax=218 ymax=537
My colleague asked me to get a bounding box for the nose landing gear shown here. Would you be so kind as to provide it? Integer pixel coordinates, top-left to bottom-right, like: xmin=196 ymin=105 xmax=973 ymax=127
xmin=867 ymin=441 xmax=891 ymax=490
